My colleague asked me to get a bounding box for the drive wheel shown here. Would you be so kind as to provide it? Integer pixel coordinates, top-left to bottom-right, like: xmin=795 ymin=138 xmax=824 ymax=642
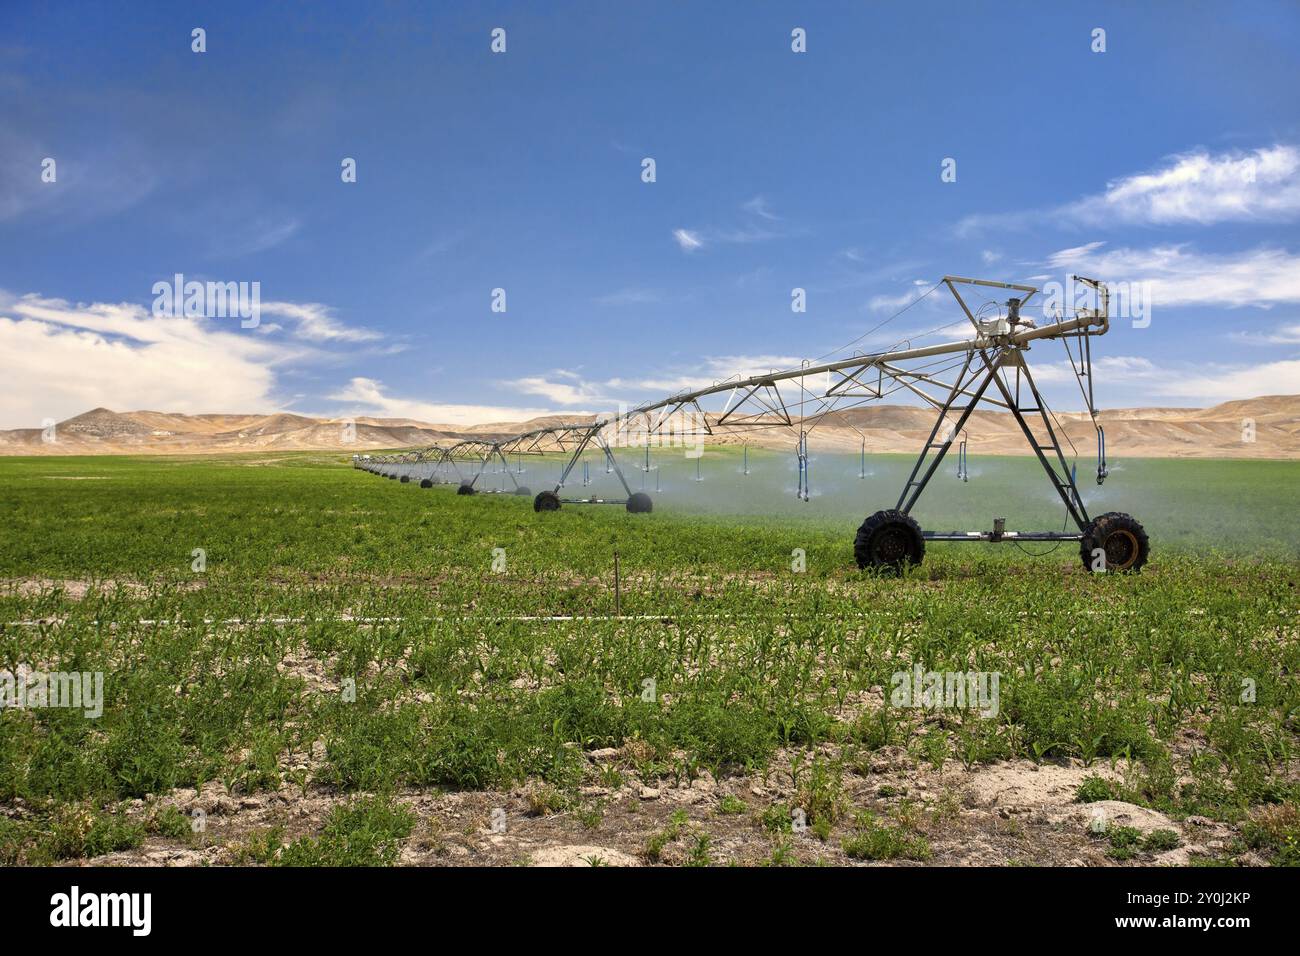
xmin=399 ymin=475 xmax=410 ymax=483
xmin=457 ymin=483 xmax=476 ymax=496
xmin=513 ymin=486 xmax=531 ymax=496
xmin=854 ymin=509 xmax=925 ymax=572
xmin=626 ymin=492 xmax=653 ymax=514
xmin=534 ymin=490 xmax=561 ymax=512
xmin=419 ymin=478 xmax=433 ymax=488
xmin=1080 ymin=512 xmax=1148 ymax=573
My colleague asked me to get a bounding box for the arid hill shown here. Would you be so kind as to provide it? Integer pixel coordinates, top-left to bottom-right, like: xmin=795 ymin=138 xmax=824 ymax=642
xmin=1 ymin=396 xmax=1296 ymax=458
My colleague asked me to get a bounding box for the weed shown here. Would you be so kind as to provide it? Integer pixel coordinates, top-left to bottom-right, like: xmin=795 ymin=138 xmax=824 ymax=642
xmin=1076 ymin=775 xmax=1116 ymax=804
xmin=841 ymin=812 xmax=931 ymax=862
xmin=1242 ymin=804 xmax=1300 ymax=866
xmin=275 ymin=796 xmax=415 ymax=867
xmin=1144 ymin=829 xmax=1181 ymax=852
xmin=525 ymin=784 xmax=572 ymax=817
xmin=148 ymin=805 xmax=194 ymax=842
xmin=225 ymin=826 xmax=286 ymax=866
xmin=643 ymin=809 xmax=690 ymax=862
xmin=759 ymin=803 xmax=794 ymax=834
xmin=686 ymin=834 xmax=712 ymax=867
xmin=1104 ymin=825 xmax=1143 ymax=860
xmin=717 ymin=794 xmax=747 ymax=815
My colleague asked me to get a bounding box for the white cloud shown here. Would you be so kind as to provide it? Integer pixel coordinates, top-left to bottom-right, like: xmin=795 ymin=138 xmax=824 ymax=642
xmin=868 ymin=290 xmax=918 ymax=311
xmin=672 ymin=228 xmax=703 ymax=252
xmin=222 ymin=216 xmax=299 ymax=257
xmin=606 ymin=354 xmax=804 ymax=397
xmin=1027 ymin=353 xmax=1300 ymax=404
xmin=1064 ymin=145 xmax=1300 ymax=226
xmin=672 ymin=198 xmax=791 ymax=253
xmin=1045 ymin=242 xmax=1300 ymax=308
xmin=0 ymin=291 xmax=395 ymax=429
xmin=957 ymin=144 xmax=1300 ymax=236
xmin=867 ymin=279 xmax=934 ymax=313
xmin=842 ymin=320 xmax=970 ymax=354
xmin=521 ymin=346 xmax=1293 ymax=417
xmin=1149 ymin=359 xmax=1300 ymax=401
xmin=0 ymin=293 xmax=297 ymax=428
xmin=513 ymin=375 xmax=609 ymax=405
xmin=197 ymin=196 xmax=302 ymax=258
xmin=260 ymin=301 xmax=381 ymax=342
xmin=332 ymin=377 xmax=562 ymax=426
xmin=1029 ymin=355 xmax=1161 ymax=385
xmin=505 ymin=355 xmax=807 ymax=412
xmin=1230 ymin=321 xmax=1300 ymax=345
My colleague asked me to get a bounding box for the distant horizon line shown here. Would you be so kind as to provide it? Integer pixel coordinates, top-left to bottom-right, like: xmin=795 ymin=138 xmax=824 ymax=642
xmin=4 ymin=393 xmax=1297 ymax=435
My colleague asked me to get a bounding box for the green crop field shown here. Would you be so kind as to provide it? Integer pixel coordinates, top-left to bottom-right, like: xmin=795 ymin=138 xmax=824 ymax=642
xmin=1 ymin=451 xmax=1297 ymax=867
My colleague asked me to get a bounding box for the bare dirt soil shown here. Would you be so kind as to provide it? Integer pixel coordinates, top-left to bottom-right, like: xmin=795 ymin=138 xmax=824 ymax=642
xmin=80 ymin=749 xmax=1248 ymax=868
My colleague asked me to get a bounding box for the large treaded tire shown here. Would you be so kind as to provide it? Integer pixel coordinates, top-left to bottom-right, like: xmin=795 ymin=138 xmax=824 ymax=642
xmin=399 ymin=475 xmax=410 ymax=483
xmin=456 ymin=483 xmax=476 ymax=496
xmin=626 ymin=492 xmax=653 ymax=514
xmin=1080 ymin=511 xmax=1149 ymax=573
xmin=854 ymin=509 xmax=925 ymax=572
xmin=419 ymin=478 xmax=433 ymax=488
xmin=534 ymin=490 xmax=561 ymax=512
xmin=513 ymin=486 xmax=531 ymax=496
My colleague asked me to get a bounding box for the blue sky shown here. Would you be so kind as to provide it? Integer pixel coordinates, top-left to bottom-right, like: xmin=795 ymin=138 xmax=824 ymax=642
xmin=1 ymin=0 xmax=1298 ymax=428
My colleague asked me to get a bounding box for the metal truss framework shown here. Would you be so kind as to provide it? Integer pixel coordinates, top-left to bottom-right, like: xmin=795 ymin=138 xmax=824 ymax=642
xmin=357 ymin=275 xmax=1144 ymax=570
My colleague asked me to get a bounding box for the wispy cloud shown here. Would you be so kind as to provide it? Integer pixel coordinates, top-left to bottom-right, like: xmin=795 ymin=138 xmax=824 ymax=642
xmin=522 ymin=347 xmax=1298 ymax=418
xmin=416 ymin=232 xmax=465 ymax=259
xmin=672 ymin=197 xmax=791 ymax=253
xmin=610 ymin=354 xmax=805 ymax=396
xmin=742 ymin=195 xmax=780 ymax=221
xmin=515 ymin=355 xmax=806 ymax=409
xmin=0 ymin=127 xmax=158 ymax=224
xmin=260 ymin=301 xmax=381 ymax=342
xmin=513 ymin=373 xmax=609 ymax=405
xmin=1063 ymin=145 xmax=1300 ymax=226
xmin=1032 ymin=354 xmax=1300 ymax=403
xmin=213 ymin=214 xmax=300 ymax=258
xmin=672 ymin=228 xmax=703 ymax=252
xmin=820 ymin=256 xmax=931 ymax=295
xmin=957 ymin=144 xmax=1300 ymax=236
xmin=190 ymin=194 xmax=302 ymax=258
xmin=712 ymin=225 xmax=784 ymax=244
xmin=594 ymin=288 xmax=660 ymax=306
xmin=1151 ymin=358 xmax=1300 ymax=401
xmin=1229 ymin=320 xmax=1300 ymax=346
xmin=867 ymin=279 xmax=936 ymax=313
xmin=331 ymin=376 xmax=560 ymax=426
xmin=1045 ymin=242 xmax=1300 ymax=308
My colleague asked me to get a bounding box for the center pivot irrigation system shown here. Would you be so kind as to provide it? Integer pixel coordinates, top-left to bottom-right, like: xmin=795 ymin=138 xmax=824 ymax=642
xmin=358 ymin=275 xmax=1150 ymax=573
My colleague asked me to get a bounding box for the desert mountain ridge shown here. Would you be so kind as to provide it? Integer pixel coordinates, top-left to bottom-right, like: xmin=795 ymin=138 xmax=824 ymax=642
xmin=1 ymin=396 xmax=1297 ymax=458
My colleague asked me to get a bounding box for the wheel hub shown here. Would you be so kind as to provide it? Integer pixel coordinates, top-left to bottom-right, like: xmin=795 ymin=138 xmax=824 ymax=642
xmin=875 ymin=527 xmax=909 ymax=562
xmin=1104 ymin=529 xmax=1139 ymax=570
